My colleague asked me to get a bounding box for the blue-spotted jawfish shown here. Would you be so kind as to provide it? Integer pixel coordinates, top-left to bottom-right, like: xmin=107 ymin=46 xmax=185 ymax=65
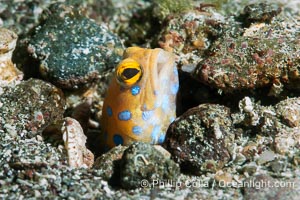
xmin=101 ymin=47 xmax=179 ymax=149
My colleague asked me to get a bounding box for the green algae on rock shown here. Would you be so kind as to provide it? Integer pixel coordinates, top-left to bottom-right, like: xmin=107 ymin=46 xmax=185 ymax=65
xmin=152 ymin=0 xmax=193 ymax=22
xmin=120 ymin=142 xmax=180 ymax=189
xmin=28 ymin=4 xmax=124 ymax=90
xmin=163 ymin=104 xmax=234 ymax=175
xmin=0 ymin=78 xmax=65 ymax=138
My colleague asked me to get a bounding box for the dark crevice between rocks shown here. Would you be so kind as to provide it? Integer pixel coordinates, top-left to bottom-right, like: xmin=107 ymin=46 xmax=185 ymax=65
xmin=107 ymin=159 xmax=123 ymax=189
xmin=12 ymin=37 xmax=41 ymax=80
xmin=178 ymin=69 xmax=289 ymax=116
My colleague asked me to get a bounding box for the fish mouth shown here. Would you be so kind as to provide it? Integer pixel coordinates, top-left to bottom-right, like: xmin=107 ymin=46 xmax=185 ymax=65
xmin=140 ymin=49 xmax=175 ymax=111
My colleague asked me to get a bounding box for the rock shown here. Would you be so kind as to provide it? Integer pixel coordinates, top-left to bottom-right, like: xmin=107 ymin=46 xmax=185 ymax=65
xmin=193 ymin=4 xmax=299 ymax=94
xmin=240 ymin=3 xmax=282 ymax=25
xmin=214 ymin=170 xmax=233 ymax=184
xmin=152 ymin=0 xmax=193 ymax=22
xmin=275 ymin=98 xmax=300 ymax=128
xmin=234 ymin=97 xmax=300 ymax=155
xmin=0 ymin=79 xmax=67 ymax=169
xmin=0 ymin=78 xmax=65 ymax=138
xmin=93 ymin=145 xmax=127 ymax=183
xmin=241 ymin=142 xmax=259 ymax=161
xmin=0 ymin=1 xmax=299 ymax=199
xmin=269 ymin=160 xmax=286 ymax=173
xmin=120 ymin=142 xmax=180 ymax=189
xmin=273 ymin=127 xmax=300 ymax=155
xmin=82 ymin=0 xmax=153 ymax=46
xmin=0 ymin=28 xmax=23 ymax=84
xmin=157 ymin=8 xmax=225 ymax=71
xmin=235 ymin=96 xmax=278 ymax=133
xmin=28 ymin=3 xmax=124 ymax=90
xmin=94 ymin=145 xmax=171 ymax=186
xmin=238 ymin=162 xmax=258 ymax=175
xmin=292 ymin=152 xmax=300 ymax=166
xmin=153 ymin=145 xmax=171 ymax=159
xmin=0 ymin=1 xmax=53 ymax=35
xmin=163 ymin=104 xmax=234 ymax=175
xmin=256 ymin=150 xmax=276 ymax=165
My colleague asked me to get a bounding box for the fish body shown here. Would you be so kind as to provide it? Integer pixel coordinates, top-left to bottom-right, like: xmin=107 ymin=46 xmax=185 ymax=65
xmin=101 ymin=47 xmax=179 ymax=149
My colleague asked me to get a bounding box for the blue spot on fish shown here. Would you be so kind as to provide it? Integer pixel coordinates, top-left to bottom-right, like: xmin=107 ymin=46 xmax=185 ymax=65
xmin=118 ymin=110 xmax=132 ymax=121
xmin=158 ymin=134 xmax=165 ymax=144
xmin=113 ymin=134 xmax=123 ymax=145
xmin=131 ymin=85 xmax=140 ymax=96
xmin=151 ymin=126 xmax=161 ymax=143
xmin=142 ymin=110 xmax=154 ymax=121
xmin=154 ymin=101 xmax=160 ymax=108
xmin=106 ymin=106 xmax=113 ymax=117
xmin=171 ymin=83 xmax=179 ymax=95
xmin=132 ymin=126 xmax=143 ymax=135
xmin=161 ymin=95 xmax=169 ymax=111
xmin=154 ymin=101 xmax=161 ymax=108
xmin=169 ymin=116 xmax=175 ymax=123
xmin=173 ymin=65 xmax=178 ymax=76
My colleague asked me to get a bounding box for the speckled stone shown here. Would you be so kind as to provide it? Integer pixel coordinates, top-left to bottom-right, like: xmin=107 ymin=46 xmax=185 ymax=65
xmin=193 ymin=3 xmax=299 ymax=94
xmin=93 ymin=145 xmax=127 ymax=184
xmin=163 ymin=104 xmax=234 ymax=175
xmin=157 ymin=8 xmax=225 ymax=71
xmin=1 ymin=1 xmax=300 ymax=199
xmin=234 ymin=97 xmax=300 ymax=155
xmin=0 ymin=79 xmax=67 ymax=182
xmin=0 ymin=78 xmax=65 ymax=138
xmin=28 ymin=3 xmax=124 ymax=90
xmin=241 ymin=3 xmax=282 ymax=25
xmin=120 ymin=142 xmax=180 ymax=189
xmin=0 ymin=1 xmax=53 ymax=36
xmin=275 ymin=97 xmax=300 ymax=128
xmin=84 ymin=0 xmax=153 ymax=46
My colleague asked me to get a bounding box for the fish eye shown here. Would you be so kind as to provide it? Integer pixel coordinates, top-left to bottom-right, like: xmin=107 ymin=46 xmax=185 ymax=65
xmin=116 ymin=58 xmax=143 ymax=87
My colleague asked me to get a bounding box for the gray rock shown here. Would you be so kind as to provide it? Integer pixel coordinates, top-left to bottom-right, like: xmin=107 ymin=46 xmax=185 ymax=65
xmin=163 ymin=104 xmax=234 ymax=175
xmin=28 ymin=3 xmax=124 ymax=90
xmin=120 ymin=142 xmax=180 ymax=189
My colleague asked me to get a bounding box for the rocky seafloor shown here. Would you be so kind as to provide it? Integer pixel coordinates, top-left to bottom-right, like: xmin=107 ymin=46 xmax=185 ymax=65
xmin=0 ymin=0 xmax=300 ymax=199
